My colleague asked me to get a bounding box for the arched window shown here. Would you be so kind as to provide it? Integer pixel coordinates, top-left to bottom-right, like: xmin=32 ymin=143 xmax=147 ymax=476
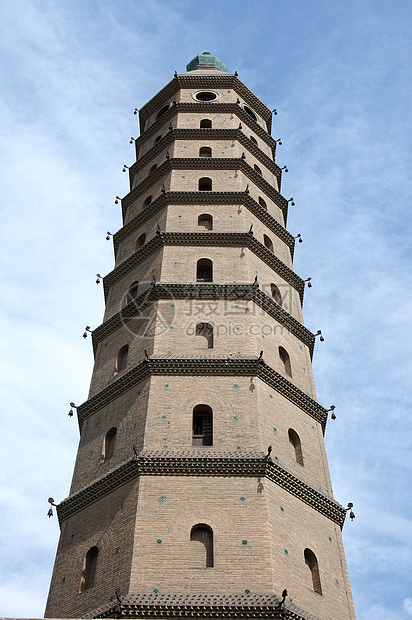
xmin=288 ymin=429 xmax=304 ymax=465
xmin=200 ymin=119 xmax=212 ymax=128
xmin=136 ymin=233 xmax=146 ymax=250
xmin=198 ymin=214 xmax=213 ymax=230
xmin=199 ymin=177 xmax=212 ymax=191
xmin=104 ymin=427 xmax=117 ymax=461
xmin=254 ymin=164 xmax=263 ymax=176
xmin=197 ymin=259 xmax=213 ymax=282
xmin=264 ymin=234 xmax=274 ymax=253
xmin=279 ymin=346 xmax=291 ymax=377
xmin=258 ymin=196 xmax=267 ymax=210
xmin=190 ymin=524 xmax=213 ymax=567
xmin=149 ymin=163 xmax=157 ymax=175
xmin=271 ymin=283 xmax=282 ymax=306
xmin=155 ymin=104 xmax=170 ymax=121
xmin=127 ymin=281 xmax=139 ymax=303
xmin=154 ymin=135 xmax=162 ymax=144
xmin=116 ymin=345 xmax=129 ymax=372
xmin=192 ymin=405 xmax=213 ymax=446
xmin=199 ymin=146 xmax=212 ymax=158
xmin=304 ymin=549 xmax=322 ymax=594
xmin=80 ymin=546 xmax=98 ymax=592
xmin=143 ymin=195 xmax=152 ymax=208
xmin=250 ymin=135 xmax=258 ymax=146
xmin=244 ymin=105 xmax=257 ymax=121
xmin=195 ymin=322 xmax=213 ymax=349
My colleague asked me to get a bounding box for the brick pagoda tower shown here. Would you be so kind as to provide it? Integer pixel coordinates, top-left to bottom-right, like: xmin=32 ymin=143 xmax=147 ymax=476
xmin=45 ymin=53 xmax=356 ymax=620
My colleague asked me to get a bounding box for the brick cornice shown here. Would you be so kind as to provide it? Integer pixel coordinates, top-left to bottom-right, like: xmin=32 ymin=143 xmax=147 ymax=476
xmin=131 ymin=128 xmax=280 ymax=179
xmin=121 ymin=158 xmax=287 ymax=220
xmin=138 ymin=75 xmax=272 ymax=132
xmin=103 ymin=232 xmax=304 ymax=303
xmin=57 ymin=452 xmax=345 ymax=528
xmin=114 ymin=192 xmax=293 ymax=255
xmin=136 ymin=103 xmax=278 ymax=162
xmin=89 ymin=592 xmax=321 ymax=620
xmin=92 ymin=283 xmax=315 ymax=357
xmin=77 ymin=358 xmax=327 ymax=432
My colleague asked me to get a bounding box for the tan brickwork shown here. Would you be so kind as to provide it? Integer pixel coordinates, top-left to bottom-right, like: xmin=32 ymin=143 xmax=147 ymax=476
xmin=45 ymin=479 xmax=139 ymax=618
xmin=132 ymin=146 xmax=170 ymax=189
xmin=143 ymin=375 xmax=327 ymax=491
xmin=145 ymin=89 xmax=267 ymax=131
xmin=139 ymin=114 xmax=273 ymax=163
xmin=46 ymin=59 xmax=356 ymax=620
xmin=125 ymin=177 xmax=168 ymax=221
xmin=105 ymin=245 xmax=302 ymax=324
xmin=125 ymin=187 xmax=284 ymax=227
xmin=117 ymin=204 xmax=290 ymax=267
xmin=102 ymin=252 xmax=164 ymax=322
xmin=115 ymin=211 xmax=166 ymax=268
xmin=163 ymin=202 xmax=286 ymax=237
xmin=166 ymin=166 xmax=278 ymax=193
xmin=157 ymin=245 xmax=302 ymax=319
xmin=264 ymin=481 xmax=356 ymax=619
xmin=130 ymin=476 xmax=274 ymax=593
xmin=72 ymin=378 xmax=150 ymax=492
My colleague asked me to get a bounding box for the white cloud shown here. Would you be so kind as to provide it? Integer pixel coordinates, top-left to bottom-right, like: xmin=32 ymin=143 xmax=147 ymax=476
xmin=357 ymin=602 xmax=408 ymax=620
xmin=404 ymin=599 xmax=412 ymax=617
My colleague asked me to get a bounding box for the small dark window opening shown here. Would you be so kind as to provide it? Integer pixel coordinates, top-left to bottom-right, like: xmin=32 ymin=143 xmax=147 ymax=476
xmin=250 ymin=135 xmax=258 ymax=145
xmin=195 ymin=322 xmax=213 ymax=348
xmin=104 ymin=427 xmax=117 ymax=460
xmin=258 ymin=196 xmax=267 ymax=210
xmin=288 ymin=428 xmax=304 ymax=466
xmin=149 ymin=163 xmax=157 ymax=175
xmin=244 ymin=105 xmax=257 ymax=121
xmin=136 ymin=233 xmax=146 ymax=250
xmin=254 ymin=164 xmax=263 ymax=176
xmin=155 ymin=104 xmax=170 ymax=121
xmin=192 ymin=405 xmax=213 ymax=446
xmin=116 ymin=345 xmax=129 ymax=373
xmin=197 ymin=259 xmax=213 ymax=282
xmin=196 ymin=92 xmax=217 ymax=102
xmin=279 ymin=346 xmax=292 ymax=377
xmin=271 ymin=283 xmax=282 ymax=306
xmin=199 ymin=177 xmax=212 ymax=191
xmin=264 ymin=234 xmax=274 ymax=253
xmin=127 ymin=281 xmax=139 ymax=303
xmin=198 ymin=214 xmax=213 ymax=230
xmin=304 ymin=549 xmax=322 ymax=595
xmin=80 ymin=547 xmax=98 ymax=592
xmin=199 ymin=147 xmax=212 ymax=158
xmin=190 ymin=524 xmax=214 ymax=567
xmin=154 ymin=135 xmax=162 ymax=143
xmin=200 ymin=119 xmax=212 ymax=128
xmin=143 ymin=195 xmax=152 ymax=208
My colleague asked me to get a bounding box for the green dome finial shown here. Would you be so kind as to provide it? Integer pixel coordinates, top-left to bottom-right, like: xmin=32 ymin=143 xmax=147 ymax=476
xmin=186 ymin=52 xmax=227 ymax=73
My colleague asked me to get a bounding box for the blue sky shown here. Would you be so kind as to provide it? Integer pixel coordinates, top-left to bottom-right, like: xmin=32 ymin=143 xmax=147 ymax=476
xmin=0 ymin=1 xmax=411 ymax=618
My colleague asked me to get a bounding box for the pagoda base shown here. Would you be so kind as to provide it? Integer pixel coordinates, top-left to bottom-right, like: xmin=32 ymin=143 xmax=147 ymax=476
xmin=87 ymin=592 xmax=321 ymax=620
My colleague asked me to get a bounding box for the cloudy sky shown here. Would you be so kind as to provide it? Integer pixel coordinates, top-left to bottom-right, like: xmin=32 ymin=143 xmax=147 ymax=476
xmin=0 ymin=1 xmax=411 ymax=618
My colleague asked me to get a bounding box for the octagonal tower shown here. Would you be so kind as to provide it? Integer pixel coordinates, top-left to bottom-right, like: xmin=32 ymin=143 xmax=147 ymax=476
xmin=45 ymin=53 xmax=356 ymax=620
